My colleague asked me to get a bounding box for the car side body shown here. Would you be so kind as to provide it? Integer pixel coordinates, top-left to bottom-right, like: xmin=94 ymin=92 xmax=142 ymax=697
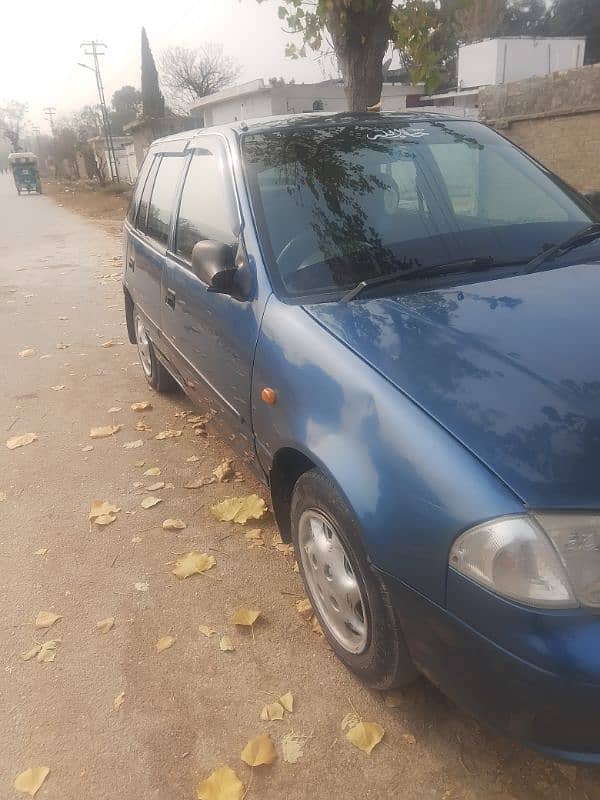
xmin=123 ymin=112 xmax=600 ymax=763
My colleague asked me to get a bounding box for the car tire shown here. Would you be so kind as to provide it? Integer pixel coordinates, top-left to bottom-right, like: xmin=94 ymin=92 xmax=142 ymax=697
xmin=133 ymin=310 xmax=177 ymax=394
xmin=291 ymin=468 xmax=418 ymax=689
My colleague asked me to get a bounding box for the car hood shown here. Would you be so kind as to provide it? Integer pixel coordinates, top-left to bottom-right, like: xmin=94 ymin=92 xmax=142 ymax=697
xmin=305 ymin=263 xmax=600 ymax=508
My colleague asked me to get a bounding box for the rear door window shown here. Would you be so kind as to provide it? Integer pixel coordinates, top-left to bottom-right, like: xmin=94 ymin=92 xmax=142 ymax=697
xmin=136 ymin=157 xmax=159 ymax=231
xmin=175 ymin=147 xmax=237 ymax=262
xmin=127 ymin=153 xmax=154 ymax=224
xmin=145 ymin=155 xmax=185 ymax=247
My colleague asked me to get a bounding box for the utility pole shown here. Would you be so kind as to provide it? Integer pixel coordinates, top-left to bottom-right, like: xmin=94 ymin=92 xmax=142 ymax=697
xmin=79 ymin=40 xmax=119 ymax=182
xmin=43 ymin=107 xmax=56 ymax=136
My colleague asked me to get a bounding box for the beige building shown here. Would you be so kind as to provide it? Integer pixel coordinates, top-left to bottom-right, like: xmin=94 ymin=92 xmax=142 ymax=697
xmin=189 ymin=79 xmax=424 ymax=127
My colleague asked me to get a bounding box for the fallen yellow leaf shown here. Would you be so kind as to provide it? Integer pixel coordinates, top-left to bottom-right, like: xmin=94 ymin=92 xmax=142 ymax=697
xmin=196 ymin=765 xmax=243 ymax=800
xmin=135 ymin=420 xmax=152 ymax=432
xmin=198 ymin=625 xmax=216 ymax=638
xmin=107 ymin=406 xmax=122 ymax=413
xmin=155 ymin=429 xmax=182 ymax=440
xmin=113 ymin=691 xmax=125 ymax=710
xmin=89 ymin=424 xmax=121 ymax=439
xmin=123 ymin=439 xmax=144 ymax=449
xmin=279 ymin=692 xmax=294 ymax=713
xmin=37 ymin=640 xmax=58 ymax=663
xmin=96 ymin=617 xmax=115 ymax=634
xmin=219 ymin=635 xmax=235 ymax=651
xmin=185 ymin=476 xmax=216 ymax=489
xmin=18 ymin=348 xmax=36 ymax=358
xmin=231 ymin=608 xmax=260 ymax=626
xmin=281 ymin=731 xmax=307 ymax=764
xmin=141 ymin=496 xmax=162 ymax=509
xmin=260 ymin=702 xmax=284 ymax=721
xmin=295 ymin=598 xmax=313 ymax=620
xmin=240 ymin=733 xmax=276 ymax=767
xmin=213 ymin=458 xmax=235 ymax=482
xmin=156 ymin=635 xmax=175 ymax=653
xmin=50 ymin=384 xmax=65 ymax=391
xmin=162 ymin=518 xmax=186 ymax=531
xmin=0 ymin=491 xmax=6 ymax=502
xmin=210 ymin=495 xmax=267 ymax=524
xmin=34 ymin=611 xmax=62 ymax=629
xmin=172 ymin=551 xmax=216 ymax=579
xmin=34 ymin=548 xmax=48 ymax=555
xmin=186 ymin=455 xmax=201 ymax=463
xmin=13 ymin=766 xmax=49 ymax=796
xmin=144 ymin=467 xmax=161 ymax=476
xmin=345 ymin=721 xmax=384 ymax=754
xmin=89 ymin=500 xmax=120 ymax=526
xmin=310 ymin=616 xmax=324 ymax=636
xmin=145 ymin=481 xmax=165 ymax=491
xmin=6 ymin=432 xmax=38 ymax=450
xmin=131 ymin=401 xmax=153 ymax=411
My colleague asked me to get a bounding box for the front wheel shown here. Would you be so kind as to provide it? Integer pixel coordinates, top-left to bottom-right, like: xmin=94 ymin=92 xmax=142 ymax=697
xmin=291 ymin=468 xmax=418 ymax=689
xmin=134 ymin=311 xmax=177 ymax=393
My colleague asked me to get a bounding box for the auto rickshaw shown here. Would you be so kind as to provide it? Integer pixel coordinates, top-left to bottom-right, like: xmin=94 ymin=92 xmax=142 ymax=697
xmin=8 ymin=152 xmax=42 ymax=195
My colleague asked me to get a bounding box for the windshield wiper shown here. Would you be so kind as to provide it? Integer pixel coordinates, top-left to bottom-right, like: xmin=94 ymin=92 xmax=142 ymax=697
xmin=341 ymin=256 xmax=500 ymax=302
xmin=526 ymin=223 xmax=600 ymax=272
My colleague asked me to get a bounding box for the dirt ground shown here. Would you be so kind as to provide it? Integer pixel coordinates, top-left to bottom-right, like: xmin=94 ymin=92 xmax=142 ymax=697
xmin=1 ymin=173 xmax=599 ymax=799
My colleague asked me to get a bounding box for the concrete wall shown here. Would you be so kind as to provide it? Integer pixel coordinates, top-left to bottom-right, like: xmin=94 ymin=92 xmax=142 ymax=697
xmin=459 ymin=37 xmax=586 ymax=88
xmin=204 ymin=91 xmax=272 ymax=126
xmin=480 ymin=63 xmax=600 ymax=193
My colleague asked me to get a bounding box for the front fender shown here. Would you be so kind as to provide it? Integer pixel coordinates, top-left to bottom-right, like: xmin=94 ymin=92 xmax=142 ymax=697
xmin=252 ymin=297 xmax=522 ymax=605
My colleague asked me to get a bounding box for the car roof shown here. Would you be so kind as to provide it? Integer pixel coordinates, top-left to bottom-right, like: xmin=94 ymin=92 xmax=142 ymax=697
xmin=151 ymin=111 xmax=479 ymax=151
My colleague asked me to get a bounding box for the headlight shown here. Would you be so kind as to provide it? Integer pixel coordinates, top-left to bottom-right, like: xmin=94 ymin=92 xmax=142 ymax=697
xmin=536 ymin=514 xmax=600 ymax=608
xmin=449 ymin=515 xmax=577 ymax=608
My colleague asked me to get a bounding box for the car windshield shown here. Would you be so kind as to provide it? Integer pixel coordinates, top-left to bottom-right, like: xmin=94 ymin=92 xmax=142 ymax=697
xmin=242 ymin=118 xmax=593 ymax=300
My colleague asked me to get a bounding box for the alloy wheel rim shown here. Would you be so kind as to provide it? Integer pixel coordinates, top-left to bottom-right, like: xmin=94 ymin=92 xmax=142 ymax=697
xmin=135 ymin=316 xmax=152 ymax=378
xmin=298 ymin=509 xmax=368 ymax=654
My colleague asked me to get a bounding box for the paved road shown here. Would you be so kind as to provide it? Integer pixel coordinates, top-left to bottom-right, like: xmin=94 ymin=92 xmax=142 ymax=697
xmin=0 ymin=173 xmax=597 ymax=800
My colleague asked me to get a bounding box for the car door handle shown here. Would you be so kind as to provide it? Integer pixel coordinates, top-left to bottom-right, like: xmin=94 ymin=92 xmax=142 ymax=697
xmin=128 ymin=256 xmax=135 ymax=271
xmin=165 ymin=288 xmax=176 ymax=309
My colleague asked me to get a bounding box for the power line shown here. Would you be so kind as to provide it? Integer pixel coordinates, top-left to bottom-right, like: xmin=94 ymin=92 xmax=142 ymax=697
xmin=43 ymin=107 xmax=56 ymax=136
xmin=79 ymin=40 xmax=120 ymax=182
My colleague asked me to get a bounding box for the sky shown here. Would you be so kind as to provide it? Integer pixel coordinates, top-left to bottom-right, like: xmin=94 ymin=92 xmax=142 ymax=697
xmin=0 ymin=0 xmax=335 ymax=131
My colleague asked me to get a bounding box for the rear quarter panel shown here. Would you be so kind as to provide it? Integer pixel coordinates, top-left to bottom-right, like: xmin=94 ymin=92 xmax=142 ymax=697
xmin=252 ymin=296 xmax=522 ymax=604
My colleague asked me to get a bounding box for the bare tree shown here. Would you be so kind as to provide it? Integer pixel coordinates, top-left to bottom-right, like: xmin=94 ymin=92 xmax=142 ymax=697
xmin=0 ymin=101 xmax=27 ymax=151
xmin=159 ymin=44 xmax=241 ymax=111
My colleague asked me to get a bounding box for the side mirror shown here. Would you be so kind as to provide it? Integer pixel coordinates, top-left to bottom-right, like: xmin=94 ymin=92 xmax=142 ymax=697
xmin=191 ymin=240 xmax=237 ymax=294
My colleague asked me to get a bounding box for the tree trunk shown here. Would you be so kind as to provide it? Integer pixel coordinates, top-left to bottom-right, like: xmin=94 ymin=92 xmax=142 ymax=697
xmin=327 ymin=1 xmax=393 ymax=112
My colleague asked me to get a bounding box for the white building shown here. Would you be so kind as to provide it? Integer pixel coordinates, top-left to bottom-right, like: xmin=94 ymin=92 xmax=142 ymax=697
xmin=428 ymin=36 xmax=586 ymax=118
xmin=189 ymin=79 xmax=424 ymax=127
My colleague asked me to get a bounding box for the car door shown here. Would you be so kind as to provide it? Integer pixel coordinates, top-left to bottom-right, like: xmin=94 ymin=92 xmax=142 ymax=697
xmin=129 ymin=152 xmax=185 ymax=339
xmin=162 ymin=136 xmax=269 ymax=460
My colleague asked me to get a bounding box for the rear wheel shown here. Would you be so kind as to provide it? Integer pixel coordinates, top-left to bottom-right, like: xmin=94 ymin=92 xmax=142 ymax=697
xmin=134 ymin=311 xmax=177 ymax=393
xmin=291 ymin=469 xmax=418 ymax=689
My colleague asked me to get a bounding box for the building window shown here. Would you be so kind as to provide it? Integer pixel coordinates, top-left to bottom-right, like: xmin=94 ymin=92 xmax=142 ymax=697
xmin=312 ymin=99 xmax=324 ymax=111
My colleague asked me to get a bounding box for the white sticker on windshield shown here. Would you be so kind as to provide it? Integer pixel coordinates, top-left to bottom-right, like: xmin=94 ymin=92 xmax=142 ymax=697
xmin=367 ymin=128 xmax=430 ymax=141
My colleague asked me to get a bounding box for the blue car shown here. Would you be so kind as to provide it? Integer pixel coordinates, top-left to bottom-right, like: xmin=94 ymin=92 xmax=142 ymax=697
xmin=123 ymin=112 xmax=600 ymax=763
